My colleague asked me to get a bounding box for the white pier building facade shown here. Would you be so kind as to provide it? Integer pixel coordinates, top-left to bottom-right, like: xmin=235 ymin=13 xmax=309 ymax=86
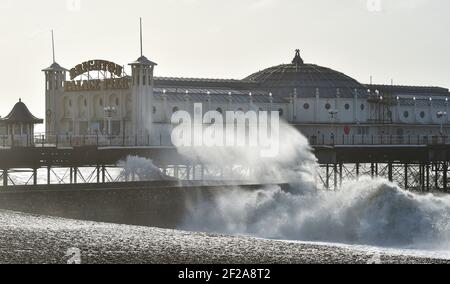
xmin=38 ymin=47 xmax=450 ymax=147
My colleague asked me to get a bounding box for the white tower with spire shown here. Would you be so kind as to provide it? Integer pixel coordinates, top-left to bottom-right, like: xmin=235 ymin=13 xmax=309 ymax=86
xmin=42 ymin=30 xmax=67 ymax=136
xmin=129 ymin=18 xmax=157 ymax=137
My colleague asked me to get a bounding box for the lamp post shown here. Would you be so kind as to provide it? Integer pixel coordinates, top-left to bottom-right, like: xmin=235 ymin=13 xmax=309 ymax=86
xmin=104 ymin=106 xmax=117 ymax=136
xmin=329 ymin=110 xmax=339 ymax=144
xmin=437 ymin=111 xmax=447 ymax=136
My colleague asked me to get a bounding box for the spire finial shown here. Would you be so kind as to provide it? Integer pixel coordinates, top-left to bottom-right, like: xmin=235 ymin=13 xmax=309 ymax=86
xmin=292 ymin=49 xmax=304 ymax=65
xmin=51 ymin=29 xmax=56 ymax=63
xmin=140 ymin=18 xmax=143 ymax=57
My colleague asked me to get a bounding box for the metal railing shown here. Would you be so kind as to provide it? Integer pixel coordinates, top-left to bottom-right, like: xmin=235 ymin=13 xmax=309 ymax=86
xmin=307 ymin=134 xmax=450 ymax=146
xmin=1 ymin=133 xmax=450 ymax=148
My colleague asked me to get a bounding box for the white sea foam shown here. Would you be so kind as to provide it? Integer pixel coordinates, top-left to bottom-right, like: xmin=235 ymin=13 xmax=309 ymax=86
xmin=178 ymin=122 xmax=450 ymax=251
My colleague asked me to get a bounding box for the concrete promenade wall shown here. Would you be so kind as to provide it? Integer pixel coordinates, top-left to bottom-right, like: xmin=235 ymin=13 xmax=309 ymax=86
xmin=0 ymin=182 xmax=270 ymax=228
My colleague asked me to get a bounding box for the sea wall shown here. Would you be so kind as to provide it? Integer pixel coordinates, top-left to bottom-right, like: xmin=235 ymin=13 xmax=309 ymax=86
xmin=0 ymin=182 xmax=266 ymax=229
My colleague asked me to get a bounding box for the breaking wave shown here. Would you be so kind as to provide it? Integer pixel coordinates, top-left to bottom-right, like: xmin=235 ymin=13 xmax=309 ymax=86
xmin=177 ymin=122 xmax=450 ymax=249
xmin=182 ymin=178 xmax=450 ymax=249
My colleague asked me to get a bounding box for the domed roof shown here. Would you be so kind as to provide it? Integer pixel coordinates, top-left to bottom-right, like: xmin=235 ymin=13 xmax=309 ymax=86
xmin=0 ymin=99 xmax=43 ymax=124
xmin=244 ymin=50 xmax=367 ymax=98
xmin=129 ymin=55 xmax=157 ymax=66
xmin=42 ymin=62 xmax=68 ymax=72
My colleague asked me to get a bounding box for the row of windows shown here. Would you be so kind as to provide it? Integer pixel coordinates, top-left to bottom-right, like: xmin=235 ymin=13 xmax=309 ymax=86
xmin=169 ymin=107 xmax=284 ymax=116
xmin=403 ymin=111 xmax=429 ymax=119
xmin=303 ymin=103 xmax=365 ymax=111
xmin=67 ymin=98 xmax=121 ymax=108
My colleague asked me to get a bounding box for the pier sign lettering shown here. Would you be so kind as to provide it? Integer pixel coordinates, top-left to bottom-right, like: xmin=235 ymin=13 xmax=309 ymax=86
xmin=64 ymin=77 xmax=129 ymax=92
xmin=69 ymin=60 xmax=123 ymax=80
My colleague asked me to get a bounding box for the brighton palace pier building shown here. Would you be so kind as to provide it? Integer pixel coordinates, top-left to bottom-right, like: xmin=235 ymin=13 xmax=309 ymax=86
xmin=35 ymin=49 xmax=450 ymax=147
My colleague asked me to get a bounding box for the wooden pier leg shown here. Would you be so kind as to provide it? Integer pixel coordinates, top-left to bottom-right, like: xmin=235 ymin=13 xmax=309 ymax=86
xmin=388 ymin=163 xmax=393 ymax=182
xmin=356 ymin=163 xmax=360 ymax=179
xmin=435 ymin=163 xmax=439 ymax=190
xmin=339 ymin=163 xmax=343 ymax=186
xmin=371 ymin=163 xmax=375 ymax=178
xmin=333 ymin=164 xmax=338 ymax=190
xmin=3 ymin=169 xmax=8 ymax=187
xmin=47 ymin=166 xmax=51 ymax=185
xmin=404 ymin=163 xmax=408 ymax=189
xmin=97 ymin=166 xmax=101 ymax=184
xmin=33 ymin=168 xmax=37 ymax=185
xmin=74 ymin=167 xmax=78 ymax=184
xmin=70 ymin=167 xmax=73 ymax=184
xmin=443 ymin=162 xmax=448 ymax=192
xmin=326 ymin=164 xmax=330 ymax=190
xmin=420 ymin=164 xmax=425 ymax=191
xmin=426 ymin=163 xmax=430 ymax=191
xmin=102 ymin=165 xmax=106 ymax=183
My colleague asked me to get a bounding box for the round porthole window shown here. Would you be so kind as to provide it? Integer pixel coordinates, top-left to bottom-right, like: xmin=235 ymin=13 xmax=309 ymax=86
xmin=304 ymin=103 xmax=310 ymax=110
xmin=345 ymin=103 xmax=350 ymax=110
xmin=325 ymin=103 xmax=331 ymax=110
xmin=404 ymin=111 xmax=409 ymax=118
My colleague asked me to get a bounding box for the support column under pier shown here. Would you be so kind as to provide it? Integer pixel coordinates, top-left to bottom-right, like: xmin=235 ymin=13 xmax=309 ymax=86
xmin=3 ymin=170 xmax=7 ymax=187
xmin=102 ymin=165 xmax=106 ymax=183
xmin=333 ymin=164 xmax=338 ymax=190
xmin=443 ymin=162 xmax=448 ymax=192
xmin=47 ymin=166 xmax=51 ymax=185
xmin=404 ymin=164 xmax=408 ymax=190
xmin=97 ymin=166 xmax=100 ymax=184
xmin=74 ymin=167 xmax=78 ymax=184
xmin=33 ymin=168 xmax=37 ymax=185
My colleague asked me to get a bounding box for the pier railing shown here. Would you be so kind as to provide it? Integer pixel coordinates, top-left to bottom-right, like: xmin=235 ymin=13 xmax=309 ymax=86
xmin=307 ymin=134 xmax=450 ymax=146
xmin=1 ymin=134 xmax=450 ymax=148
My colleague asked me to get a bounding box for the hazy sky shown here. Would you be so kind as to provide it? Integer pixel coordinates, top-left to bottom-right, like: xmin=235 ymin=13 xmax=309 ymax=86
xmin=0 ymin=0 xmax=449 ymax=122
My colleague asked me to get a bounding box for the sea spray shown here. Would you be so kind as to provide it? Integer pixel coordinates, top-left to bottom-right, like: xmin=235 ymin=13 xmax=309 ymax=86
xmin=118 ymin=156 xmax=168 ymax=181
xmin=175 ymin=122 xmax=450 ymax=249
xmin=176 ymin=122 xmax=318 ymax=183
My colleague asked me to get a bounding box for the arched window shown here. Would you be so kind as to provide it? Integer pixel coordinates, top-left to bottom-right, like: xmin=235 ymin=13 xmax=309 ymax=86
xmin=216 ymin=107 xmax=223 ymax=114
xmin=278 ymin=108 xmax=284 ymax=117
xmin=173 ymin=106 xmax=180 ymax=113
xmin=420 ymin=111 xmax=426 ymax=119
xmin=84 ymin=99 xmax=87 ymax=107
xmin=404 ymin=111 xmax=409 ymax=118
xmin=115 ymin=98 xmax=120 ymax=106
xmin=69 ymin=100 xmax=72 ymax=107
xmin=345 ymin=103 xmax=350 ymax=110
xmin=99 ymin=98 xmax=103 ymax=106
xmin=360 ymin=104 xmax=365 ymax=111
xmin=153 ymin=106 xmax=157 ymax=114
